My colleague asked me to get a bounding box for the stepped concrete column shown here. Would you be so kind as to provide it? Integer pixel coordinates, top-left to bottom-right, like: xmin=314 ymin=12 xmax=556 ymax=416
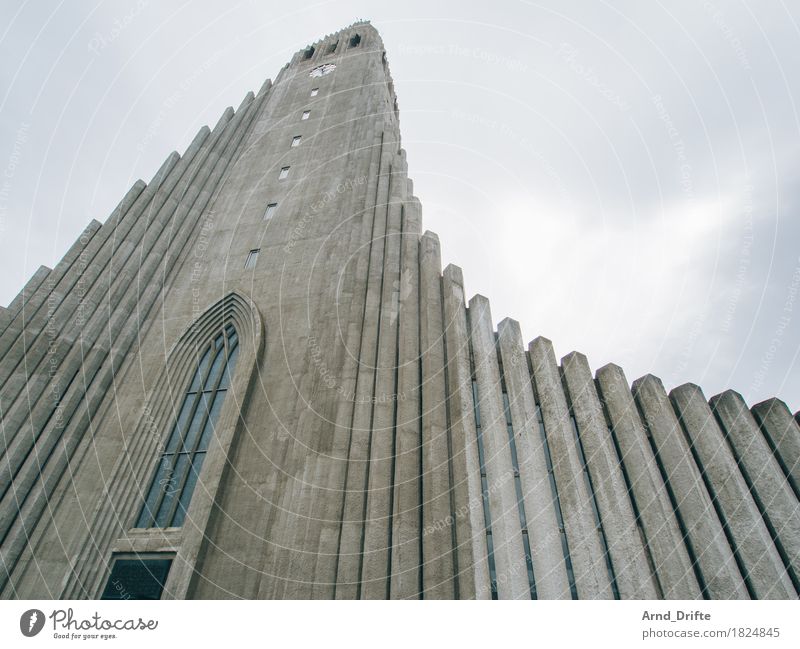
xmin=442 ymin=265 xmax=489 ymax=599
xmin=361 ymin=188 xmax=404 ymax=600
xmin=418 ymin=231 xmax=455 ymax=599
xmin=311 ymin=129 xmax=385 ymax=599
xmin=388 ymin=199 xmax=423 ymax=599
xmin=497 ymin=318 xmax=570 ymax=599
xmin=710 ymin=390 xmax=800 ymax=593
xmin=751 ymin=398 xmax=800 ymax=498
xmin=468 ymin=295 xmax=529 ymax=599
xmin=0 ymin=91 xmax=261 ymax=594
xmin=334 ymin=135 xmax=393 ymax=599
xmin=562 ymin=352 xmax=658 ymax=599
xmin=529 ymin=336 xmax=612 ymax=599
xmin=0 ymin=264 xmax=52 ymax=336
xmin=595 ymin=363 xmax=701 ymax=598
xmin=672 ymin=384 xmax=795 ymax=599
xmin=632 ymin=375 xmax=747 ymax=599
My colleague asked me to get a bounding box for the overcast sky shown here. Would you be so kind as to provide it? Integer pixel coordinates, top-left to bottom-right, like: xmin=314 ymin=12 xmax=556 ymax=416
xmin=1 ymin=0 xmax=798 ymax=411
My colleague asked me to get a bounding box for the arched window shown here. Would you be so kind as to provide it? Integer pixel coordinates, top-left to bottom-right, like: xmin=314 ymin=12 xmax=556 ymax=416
xmin=136 ymin=324 xmax=240 ymax=528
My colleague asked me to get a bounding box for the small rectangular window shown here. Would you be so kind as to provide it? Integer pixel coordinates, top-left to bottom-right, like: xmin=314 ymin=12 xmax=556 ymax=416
xmin=301 ymin=110 xmax=310 ymax=120
xmin=310 ymin=88 xmax=319 ymax=97
xmin=101 ymin=555 xmax=173 ymax=600
xmin=244 ymin=249 xmax=260 ymax=269
xmin=291 ymin=135 xmax=301 ymax=148
xmin=264 ymin=203 xmax=277 ymax=220
xmin=349 ymin=34 xmax=361 ymax=48
xmin=279 ymin=166 xmax=290 ymax=179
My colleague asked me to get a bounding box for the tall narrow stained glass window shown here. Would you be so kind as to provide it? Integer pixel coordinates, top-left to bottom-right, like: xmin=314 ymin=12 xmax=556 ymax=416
xmin=136 ymin=324 xmax=240 ymax=528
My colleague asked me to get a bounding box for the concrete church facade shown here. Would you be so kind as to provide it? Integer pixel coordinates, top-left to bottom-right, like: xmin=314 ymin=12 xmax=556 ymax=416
xmin=0 ymin=22 xmax=798 ymax=600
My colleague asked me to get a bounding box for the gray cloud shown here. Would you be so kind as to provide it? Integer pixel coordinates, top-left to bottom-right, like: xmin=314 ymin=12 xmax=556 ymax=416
xmin=1 ymin=0 xmax=797 ymax=409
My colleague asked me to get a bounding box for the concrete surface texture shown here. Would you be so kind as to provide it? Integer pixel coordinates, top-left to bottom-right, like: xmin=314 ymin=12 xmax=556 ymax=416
xmin=0 ymin=22 xmax=797 ymax=600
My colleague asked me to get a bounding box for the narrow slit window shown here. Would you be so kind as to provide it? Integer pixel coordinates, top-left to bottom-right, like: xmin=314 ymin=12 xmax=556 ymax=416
xmin=135 ymin=324 xmax=240 ymax=529
xmin=310 ymin=88 xmax=319 ymax=97
xmin=244 ymin=249 xmax=260 ymax=269
xmin=264 ymin=203 xmax=277 ymax=221
xmin=301 ymin=110 xmax=311 ymax=120
xmin=327 ymin=40 xmax=338 ymax=55
xmin=279 ymin=166 xmax=290 ymax=179
xmin=291 ymin=135 xmax=301 ymax=148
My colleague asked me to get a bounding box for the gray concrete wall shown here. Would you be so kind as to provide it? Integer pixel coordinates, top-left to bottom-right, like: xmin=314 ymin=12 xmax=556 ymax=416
xmin=1 ymin=21 xmax=797 ymax=600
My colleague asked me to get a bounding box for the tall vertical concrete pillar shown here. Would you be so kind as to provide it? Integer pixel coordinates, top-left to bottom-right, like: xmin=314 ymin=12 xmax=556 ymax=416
xmin=334 ymin=133 xmax=400 ymax=599
xmin=497 ymin=319 xmax=570 ymax=599
xmin=418 ymin=231 xmax=455 ymax=599
xmin=0 ymin=264 xmax=52 ymax=336
xmin=632 ymin=375 xmax=747 ymax=599
xmin=710 ymin=390 xmax=800 ymax=593
xmin=313 ymin=129 xmax=386 ymax=599
xmin=389 ymin=199 xmax=422 ymax=600
xmin=562 ymin=352 xmax=657 ymax=599
xmin=595 ymin=363 xmax=701 ymax=599
xmin=671 ymin=384 xmax=794 ymax=599
xmin=442 ymin=265 xmax=489 ymax=599
xmin=360 ymin=176 xmax=404 ymax=599
xmin=751 ymin=398 xmax=800 ymax=498
xmin=468 ymin=296 xmax=529 ymax=599
xmin=529 ymin=337 xmax=612 ymax=599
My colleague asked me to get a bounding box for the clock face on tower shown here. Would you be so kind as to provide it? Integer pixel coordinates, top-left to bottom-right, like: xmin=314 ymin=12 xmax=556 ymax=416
xmin=309 ymin=63 xmax=336 ymax=77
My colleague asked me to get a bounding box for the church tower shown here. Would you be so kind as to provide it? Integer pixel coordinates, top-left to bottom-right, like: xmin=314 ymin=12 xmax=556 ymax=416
xmin=1 ymin=22 xmax=798 ymax=600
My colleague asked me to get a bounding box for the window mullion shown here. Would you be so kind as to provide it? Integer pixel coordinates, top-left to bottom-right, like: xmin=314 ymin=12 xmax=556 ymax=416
xmin=162 ymin=329 xmax=233 ymax=526
xmin=148 ymin=339 xmax=216 ymax=526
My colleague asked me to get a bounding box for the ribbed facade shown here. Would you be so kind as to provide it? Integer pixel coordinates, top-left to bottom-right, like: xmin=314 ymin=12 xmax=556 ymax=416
xmin=0 ymin=22 xmax=798 ymax=600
